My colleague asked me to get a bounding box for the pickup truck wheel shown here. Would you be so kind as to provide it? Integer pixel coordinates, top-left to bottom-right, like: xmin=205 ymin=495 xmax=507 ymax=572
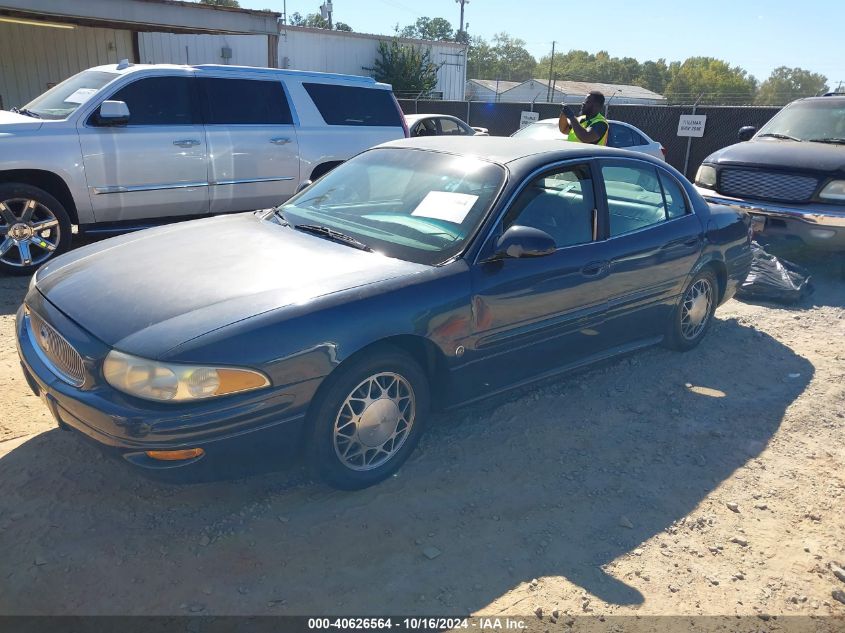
xmin=0 ymin=184 xmax=71 ymax=276
xmin=307 ymin=347 xmax=430 ymax=490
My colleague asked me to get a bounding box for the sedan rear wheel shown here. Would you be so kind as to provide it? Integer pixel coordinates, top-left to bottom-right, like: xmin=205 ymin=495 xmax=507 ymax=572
xmin=308 ymin=347 xmax=429 ymax=490
xmin=0 ymin=184 xmax=72 ymax=275
xmin=665 ymin=268 xmax=718 ymax=351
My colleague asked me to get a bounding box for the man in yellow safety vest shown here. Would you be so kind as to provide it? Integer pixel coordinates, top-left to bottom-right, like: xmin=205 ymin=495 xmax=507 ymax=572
xmin=559 ymin=91 xmax=609 ymax=145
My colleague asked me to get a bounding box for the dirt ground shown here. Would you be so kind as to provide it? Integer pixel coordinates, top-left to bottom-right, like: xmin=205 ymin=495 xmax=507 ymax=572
xmin=1 ymin=249 xmax=844 ymax=625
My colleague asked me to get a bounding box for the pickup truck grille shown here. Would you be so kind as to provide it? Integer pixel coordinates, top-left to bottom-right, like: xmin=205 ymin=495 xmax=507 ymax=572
xmin=719 ymin=168 xmax=819 ymax=203
xmin=28 ymin=311 xmax=85 ymax=387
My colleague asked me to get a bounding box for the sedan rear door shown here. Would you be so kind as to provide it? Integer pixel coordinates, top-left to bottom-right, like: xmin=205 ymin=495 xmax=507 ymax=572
xmin=595 ymin=158 xmax=704 ymax=345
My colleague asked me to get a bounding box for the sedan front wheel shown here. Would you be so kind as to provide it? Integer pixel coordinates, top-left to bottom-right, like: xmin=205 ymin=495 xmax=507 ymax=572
xmin=308 ymin=346 xmax=430 ymax=490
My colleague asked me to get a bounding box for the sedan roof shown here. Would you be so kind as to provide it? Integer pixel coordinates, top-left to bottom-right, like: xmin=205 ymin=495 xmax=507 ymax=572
xmin=379 ymin=136 xmax=658 ymax=167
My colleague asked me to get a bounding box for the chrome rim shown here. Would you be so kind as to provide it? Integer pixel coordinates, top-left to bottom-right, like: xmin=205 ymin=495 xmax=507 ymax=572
xmin=680 ymin=278 xmax=713 ymax=340
xmin=0 ymin=198 xmax=61 ymax=268
xmin=333 ymin=372 xmax=416 ymax=472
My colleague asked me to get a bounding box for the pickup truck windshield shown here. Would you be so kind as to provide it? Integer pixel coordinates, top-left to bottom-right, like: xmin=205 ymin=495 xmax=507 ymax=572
xmin=757 ymin=99 xmax=845 ymax=143
xmin=23 ymin=71 xmax=119 ymax=120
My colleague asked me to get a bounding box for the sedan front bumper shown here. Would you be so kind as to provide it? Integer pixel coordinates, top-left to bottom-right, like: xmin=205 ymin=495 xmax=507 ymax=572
xmin=695 ymin=188 xmax=845 ymax=250
xmin=15 ymin=303 xmax=311 ymax=472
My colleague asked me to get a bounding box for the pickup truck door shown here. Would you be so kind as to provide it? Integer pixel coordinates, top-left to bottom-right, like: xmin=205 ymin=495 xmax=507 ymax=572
xmin=77 ymin=74 xmax=209 ymax=223
xmin=199 ymin=76 xmax=300 ymax=214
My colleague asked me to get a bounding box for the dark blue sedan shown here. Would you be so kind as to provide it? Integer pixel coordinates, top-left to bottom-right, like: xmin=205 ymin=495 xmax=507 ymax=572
xmin=16 ymin=138 xmax=752 ymax=489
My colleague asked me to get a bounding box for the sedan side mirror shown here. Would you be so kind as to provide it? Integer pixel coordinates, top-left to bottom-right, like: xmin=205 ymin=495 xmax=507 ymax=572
xmin=98 ymin=100 xmax=130 ymax=126
xmin=296 ymin=180 xmax=313 ymax=193
xmin=738 ymin=126 xmax=756 ymax=142
xmin=491 ymin=225 xmax=556 ymax=260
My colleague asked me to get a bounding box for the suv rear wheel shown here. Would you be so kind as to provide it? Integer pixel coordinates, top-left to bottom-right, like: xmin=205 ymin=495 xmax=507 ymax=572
xmin=0 ymin=183 xmax=72 ymax=275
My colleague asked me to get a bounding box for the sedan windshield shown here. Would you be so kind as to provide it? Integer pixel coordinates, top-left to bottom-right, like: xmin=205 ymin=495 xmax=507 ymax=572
xmin=511 ymin=121 xmax=564 ymax=140
xmin=23 ymin=70 xmax=118 ymax=120
xmin=272 ymin=148 xmax=507 ymax=265
xmin=757 ymin=99 xmax=845 ymax=143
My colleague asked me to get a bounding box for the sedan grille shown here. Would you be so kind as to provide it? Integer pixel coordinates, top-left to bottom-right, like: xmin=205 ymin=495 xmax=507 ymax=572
xmin=719 ymin=168 xmax=819 ymax=203
xmin=28 ymin=311 xmax=85 ymax=386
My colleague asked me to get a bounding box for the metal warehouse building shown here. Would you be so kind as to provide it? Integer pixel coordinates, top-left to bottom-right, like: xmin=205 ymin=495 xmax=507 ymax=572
xmin=467 ymin=78 xmax=665 ymax=105
xmin=0 ymin=0 xmax=467 ymax=110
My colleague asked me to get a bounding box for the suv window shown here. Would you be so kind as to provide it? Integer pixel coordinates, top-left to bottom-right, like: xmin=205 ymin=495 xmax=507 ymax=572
xmin=200 ymin=78 xmax=293 ymax=125
xmin=504 ymin=165 xmax=595 ymax=248
xmin=602 ymin=163 xmax=668 ymax=236
xmin=104 ymin=77 xmax=197 ymax=126
xmin=303 ymin=83 xmax=401 ymax=127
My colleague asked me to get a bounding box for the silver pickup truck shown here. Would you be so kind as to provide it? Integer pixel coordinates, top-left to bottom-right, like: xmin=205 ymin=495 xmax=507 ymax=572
xmin=0 ymin=61 xmax=408 ymax=274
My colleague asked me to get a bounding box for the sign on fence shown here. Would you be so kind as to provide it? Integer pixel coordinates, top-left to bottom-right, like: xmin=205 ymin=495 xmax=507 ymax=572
xmin=677 ymin=114 xmax=707 ymax=137
xmin=520 ymin=111 xmax=540 ymax=129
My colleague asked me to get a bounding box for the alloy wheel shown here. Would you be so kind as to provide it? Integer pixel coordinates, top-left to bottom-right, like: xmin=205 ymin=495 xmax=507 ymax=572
xmin=0 ymin=198 xmax=61 ymax=268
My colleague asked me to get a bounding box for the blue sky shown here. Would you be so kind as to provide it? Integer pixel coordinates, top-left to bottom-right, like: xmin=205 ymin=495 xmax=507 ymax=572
xmin=235 ymin=0 xmax=843 ymax=87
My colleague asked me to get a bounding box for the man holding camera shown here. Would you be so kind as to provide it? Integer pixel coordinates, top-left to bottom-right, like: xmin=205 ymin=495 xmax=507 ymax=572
xmin=559 ymin=91 xmax=609 ymax=145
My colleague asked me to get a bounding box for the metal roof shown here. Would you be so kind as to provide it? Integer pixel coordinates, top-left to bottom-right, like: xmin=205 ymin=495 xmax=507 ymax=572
xmin=525 ymin=79 xmax=665 ymax=100
xmin=467 ymin=79 xmax=522 ymax=94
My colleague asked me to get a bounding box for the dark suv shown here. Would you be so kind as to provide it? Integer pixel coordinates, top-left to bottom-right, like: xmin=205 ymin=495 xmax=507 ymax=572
xmin=694 ymin=94 xmax=845 ymax=250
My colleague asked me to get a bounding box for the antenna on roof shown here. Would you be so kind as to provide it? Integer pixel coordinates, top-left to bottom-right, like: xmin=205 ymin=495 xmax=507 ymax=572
xmin=116 ymin=59 xmax=132 ymax=70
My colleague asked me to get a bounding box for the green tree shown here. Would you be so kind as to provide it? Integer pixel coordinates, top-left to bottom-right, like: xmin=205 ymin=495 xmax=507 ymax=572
xmin=199 ymin=0 xmax=241 ymax=6
xmin=400 ymin=17 xmax=454 ymax=41
xmin=289 ymin=12 xmax=353 ymax=31
xmin=468 ymin=33 xmax=536 ymax=81
xmin=756 ymin=67 xmax=829 ymax=105
xmin=663 ymin=57 xmax=757 ymax=104
xmin=636 ymin=59 xmax=671 ymax=94
xmin=367 ymin=40 xmax=440 ymax=96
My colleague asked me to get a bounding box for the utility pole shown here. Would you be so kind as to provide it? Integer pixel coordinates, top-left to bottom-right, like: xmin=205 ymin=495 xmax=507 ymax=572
xmin=546 ymin=41 xmax=556 ymax=102
xmin=321 ymin=1 xmax=334 ymax=29
xmin=456 ymin=0 xmax=469 ymax=37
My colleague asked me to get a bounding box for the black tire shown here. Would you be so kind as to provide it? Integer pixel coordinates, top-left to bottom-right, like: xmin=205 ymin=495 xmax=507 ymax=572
xmin=0 ymin=183 xmax=72 ymax=276
xmin=664 ymin=268 xmax=719 ymax=351
xmin=307 ymin=346 xmax=430 ymax=490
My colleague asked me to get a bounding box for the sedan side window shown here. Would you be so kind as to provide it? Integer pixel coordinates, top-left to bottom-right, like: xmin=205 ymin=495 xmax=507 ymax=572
xmin=438 ymin=118 xmax=466 ymax=135
xmin=103 ymin=77 xmax=197 ymax=126
xmin=659 ymin=172 xmax=689 ymax=218
xmin=602 ymin=163 xmax=667 ymax=236
xmin=503 ymin=165 xmax=595 ymax=248
xmin=609 ymin=124 xmax=635 ymax=148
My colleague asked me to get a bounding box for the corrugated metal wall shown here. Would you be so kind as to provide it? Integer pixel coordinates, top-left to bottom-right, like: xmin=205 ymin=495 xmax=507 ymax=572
xmin=137 ymin=32 xmax=268 ymax=67
xmin=279 ymin=28 xmax=466 ymax=100
xmin=0 ymin=22 xmax=133 ymax=110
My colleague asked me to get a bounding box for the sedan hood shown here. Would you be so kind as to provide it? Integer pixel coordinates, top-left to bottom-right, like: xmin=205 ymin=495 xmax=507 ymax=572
xmin=0 ymin=110 xmax=44 ymax=132
xmin=35 ymin=213 xmax=427 ymax=357
xmin=706 ymin=138 xmax=845 ymax=174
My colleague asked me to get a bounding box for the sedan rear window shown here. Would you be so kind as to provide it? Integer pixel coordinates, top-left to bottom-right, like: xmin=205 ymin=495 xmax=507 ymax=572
xmin=303 ymin=83 xmax=401 ymax=127
xmin=274 ymin=148 xmax=506 ymax=265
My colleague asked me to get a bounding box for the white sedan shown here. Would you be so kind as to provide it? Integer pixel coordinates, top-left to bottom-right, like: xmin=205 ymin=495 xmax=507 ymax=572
xmin=512 ymin=118 xmax=666 ymax=160
xmin=405 ymin=114 xmax=488 ymax=138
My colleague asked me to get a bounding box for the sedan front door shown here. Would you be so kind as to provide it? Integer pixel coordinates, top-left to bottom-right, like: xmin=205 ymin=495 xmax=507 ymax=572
xmin=459 ymin=162 xmax=617 ymax=395
xmin=78 ymin=74 xmax=209 ymax=222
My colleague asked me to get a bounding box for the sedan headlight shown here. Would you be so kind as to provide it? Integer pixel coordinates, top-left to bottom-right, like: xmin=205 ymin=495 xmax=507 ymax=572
xmin=819 ymin=180 xmax=845 ymax=201
xmin=103 ymin=350 xmax=270 ymax=402
xmin=695 ymin=165 xmax=717 ymax=188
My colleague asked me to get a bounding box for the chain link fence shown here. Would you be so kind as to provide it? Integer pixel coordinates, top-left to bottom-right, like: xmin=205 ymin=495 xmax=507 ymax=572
xmin=398 ymin=99 xmax=782 ymax=179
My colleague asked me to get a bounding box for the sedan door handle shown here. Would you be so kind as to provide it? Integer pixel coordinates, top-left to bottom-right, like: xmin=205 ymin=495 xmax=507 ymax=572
xmin=173 ymin=139 xmax=200 ymax=148
xmin=581 ymin=261 xmax=609 ymax=277
xmin=270 ymin=137 xmax=292 ymax=145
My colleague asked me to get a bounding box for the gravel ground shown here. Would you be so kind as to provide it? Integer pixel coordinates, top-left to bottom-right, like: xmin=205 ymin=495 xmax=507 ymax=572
xmin=1 ymin=250 xmax=844 ymax=625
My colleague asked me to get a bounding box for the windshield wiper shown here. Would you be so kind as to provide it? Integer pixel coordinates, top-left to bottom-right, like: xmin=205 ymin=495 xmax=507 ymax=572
xmin=757 ymin=132 xmax=801 ymax=141
xmin=11 ymin=107 xmax=41 ymax=119
xmin=808 ymin=137 xmax=845 ymax=145
xmin=270 ymin=207 xmax=289 ymax=226
xmin=293 ymin=224 xmax=373 ymax=252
